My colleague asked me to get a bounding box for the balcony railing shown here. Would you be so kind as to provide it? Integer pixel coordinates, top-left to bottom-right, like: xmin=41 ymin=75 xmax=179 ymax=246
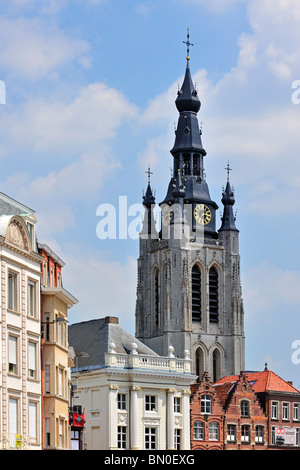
xmin=105 ymin=343 xmax=191 ymax=374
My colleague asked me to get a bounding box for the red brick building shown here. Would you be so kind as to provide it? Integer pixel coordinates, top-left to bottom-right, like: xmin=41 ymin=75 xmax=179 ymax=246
xmin=216 ymin=368 xmax=300 ymax=449
xmin=190 ymin=372 xmax=225 ymax=450
xmin=191 ymin=368 xmax=300 ymax=450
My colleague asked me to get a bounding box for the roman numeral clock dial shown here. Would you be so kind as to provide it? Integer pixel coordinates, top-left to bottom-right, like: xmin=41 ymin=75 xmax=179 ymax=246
xmin=193 ymin=204 xmax=212 ymax=225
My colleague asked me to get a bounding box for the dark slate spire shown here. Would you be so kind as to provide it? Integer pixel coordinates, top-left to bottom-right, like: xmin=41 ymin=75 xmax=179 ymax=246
xmin=175 ymin=59 xmax=201 ymax=114
xmin=161 ymin=30 xmax=218 ymax=239
xmin=171 ymin=30 xmax=206 ymax=157
xmin=219 ymin=163 xmax=239 ymax=232
xmin=141 ymin=166 xmax=158 ymax=239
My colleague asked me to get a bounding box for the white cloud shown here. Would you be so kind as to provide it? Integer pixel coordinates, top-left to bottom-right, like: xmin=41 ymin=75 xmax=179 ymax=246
xmin=0 ymin=16 xmax=91 ymax=79
xmin=0 ymin=80 xmax=139 ymax=239
xmin=247 ymin=0 xmax=300 ymax=81
xmin=243 ymin=261 xmax=300 ymax=321
xmin=63 ymin=248 xmax=137 ymax=331
xmin=178 ymin=0 xmax=246 ymax=13
xmin=1 ymin=82 xmax=138 ymax=157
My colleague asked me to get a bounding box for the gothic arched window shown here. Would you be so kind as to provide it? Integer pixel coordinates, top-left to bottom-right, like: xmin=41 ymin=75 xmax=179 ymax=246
xmin=209 ymin=266 xmax=219 ymax=323
xmin=191 ymin=265 xmax=201 ymax=321
xmin=212 ymin=349 xmax=221 ymax=382
xmin=195 ymin=347 xmax=205 ymax=381
xmin=154 ymin=270 xmax=159 ymax=326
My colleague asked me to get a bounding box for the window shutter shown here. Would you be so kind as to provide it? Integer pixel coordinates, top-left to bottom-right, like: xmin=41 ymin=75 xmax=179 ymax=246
xmin=28 ymin=402 xmax=37 ymax=440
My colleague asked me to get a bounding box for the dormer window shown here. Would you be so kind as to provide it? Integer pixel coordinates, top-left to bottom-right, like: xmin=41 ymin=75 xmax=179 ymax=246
xmin=27 ymin=222 xmax=35 ymax=250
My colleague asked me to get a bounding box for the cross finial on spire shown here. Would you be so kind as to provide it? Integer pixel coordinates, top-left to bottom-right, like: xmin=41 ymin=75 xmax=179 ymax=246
xmin=225 ymin=161 xmax=232 ymax=180
xmin=146 ymin=165 xmax=153 ymax=184
xmin=183 ymin=28 xmax=194 ymax=61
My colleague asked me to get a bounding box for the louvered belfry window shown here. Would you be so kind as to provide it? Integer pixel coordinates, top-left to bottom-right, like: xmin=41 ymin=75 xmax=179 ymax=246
xmin=154 ymin=271 xmax=159 ymax=326
xmin=192 ymin=265 xmax=201 ymax=321
xmin=209 ymin=267 xmax=219 ymax=322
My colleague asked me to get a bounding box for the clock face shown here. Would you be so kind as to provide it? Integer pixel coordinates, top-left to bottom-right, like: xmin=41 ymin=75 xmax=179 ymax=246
xmin=161 ymin=205 xmax=172 ymax=227
xmin=194 ymin=204 xmax=212 ymax=225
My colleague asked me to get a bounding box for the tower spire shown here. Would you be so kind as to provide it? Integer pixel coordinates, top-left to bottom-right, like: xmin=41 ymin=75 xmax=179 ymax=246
xmin=219 ymin=163 xmax=238 ymax=232
xmin=140 ymin=165 xmax=157 ymax=239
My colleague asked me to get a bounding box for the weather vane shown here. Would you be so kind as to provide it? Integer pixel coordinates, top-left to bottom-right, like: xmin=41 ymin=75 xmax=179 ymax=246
xmin=183 ymin=28 xmax=194 ymax=60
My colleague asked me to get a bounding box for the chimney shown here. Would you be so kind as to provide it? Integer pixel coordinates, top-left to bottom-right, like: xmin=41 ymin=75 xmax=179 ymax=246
xmin=105 ymin=316 xmax=119 ymax=325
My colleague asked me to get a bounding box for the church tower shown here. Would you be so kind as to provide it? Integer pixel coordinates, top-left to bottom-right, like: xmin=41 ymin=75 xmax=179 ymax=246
xmin=135 ymin=32 xmax=245 ymax=381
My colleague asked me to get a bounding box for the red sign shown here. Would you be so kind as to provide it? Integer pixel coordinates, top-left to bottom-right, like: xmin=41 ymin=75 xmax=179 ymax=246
xmin=70 ymin=412 xmax=85 ymax=428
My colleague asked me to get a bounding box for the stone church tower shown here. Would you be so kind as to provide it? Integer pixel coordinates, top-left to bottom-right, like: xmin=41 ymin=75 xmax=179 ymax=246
xmin=135 ymin=35 xmax=245 ymax=381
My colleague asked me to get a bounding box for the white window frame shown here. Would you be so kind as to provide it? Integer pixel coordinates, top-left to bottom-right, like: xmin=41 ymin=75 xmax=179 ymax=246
xmin=117 ymin=426 xmax=127 ymax=449
xmin=8 ymin=334 xmax=18 ymax=375
xmin=271 ymin=401 xmax=279 ymax=420
xmin=201 ymin=394 xmax=212 ymax=414
xmin=144 ymin=427 xmax=157 ymax=450
xmin=59 ymin=419 xmax=64 ymax=448
xmin=255 ymin=425 xmax=264 ymax=443
xmin=145 ymin=395 xmax=157 ymax=412
xmin=28 ymin=341 xmax=37 ymax=379
xmin=174 ymin=397 xmax=181 ymax=413
xmin=27 ymin=222 xmax=35 ymax=249
xmin=193 ymin=421 xmax=204 ymax=440
xmin=227 ymin=424 xmax=236 ymax=442
xmin=58 ymin=368 xmax=63 ymax=397
xmin=28 ymin=279 xmax=37 ymax=318
xmin=28 ymin=401 xmax=38 ymax=443
xmin=240 ymin=399 xmax=250 ymax=417
xmin=8 ymin=271 xmax=18 ymax=312
xmin=282 ymin=402 xmax=290 ymax=421
xmin=174 ymin=428 xmax=181 ymax=450
xmin=9 ymin=397 xmax=19 ymax=435
xmin=208 ymin=421 xmax=219 ymax=441
xmin=241 ymin=424 xmax=251 ymax=443
xmin=293 ymin=403 xmax=300 ymax=421
xmin=117 ymin=393 xmax=127 ymax=411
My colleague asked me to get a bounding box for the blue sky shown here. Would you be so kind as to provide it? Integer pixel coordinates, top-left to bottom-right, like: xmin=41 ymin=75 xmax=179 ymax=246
xmin=0 ymin=0 xmax=300 ymax=387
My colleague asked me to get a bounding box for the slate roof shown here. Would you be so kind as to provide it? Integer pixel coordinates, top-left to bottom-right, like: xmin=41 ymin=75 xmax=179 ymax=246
xmin=0 ymin=192 xmax=34 ymax=216
xmin=68 ymin=317 xmax=158 ymax=371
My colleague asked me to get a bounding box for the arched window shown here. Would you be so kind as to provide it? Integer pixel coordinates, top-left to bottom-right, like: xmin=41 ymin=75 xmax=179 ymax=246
xmin=209 ymin=267 xmax=219 ymax=323
xmin=195 ymin=347 xmax=205 ymax=381
xmin=154 ymin=270 xmax=159 ymax=326
xmin=212 ymin=349 xmax=221 ymax=383
xmin=192 ymin=265 xmax=201 ymax=321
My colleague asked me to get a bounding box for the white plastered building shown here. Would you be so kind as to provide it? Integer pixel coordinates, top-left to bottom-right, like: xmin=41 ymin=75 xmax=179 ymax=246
xmin=68 ymin=316 xmax=196 ymax=450
xmin=0 ymin=193 xmax=43 ymax=450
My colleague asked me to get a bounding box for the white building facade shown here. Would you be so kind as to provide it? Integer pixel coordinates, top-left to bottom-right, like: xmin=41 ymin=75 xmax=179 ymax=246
xmin=0 ymin=193 xmax=43 ymax=450
xmin=69 ymin=317 xmax=196 ymax=450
